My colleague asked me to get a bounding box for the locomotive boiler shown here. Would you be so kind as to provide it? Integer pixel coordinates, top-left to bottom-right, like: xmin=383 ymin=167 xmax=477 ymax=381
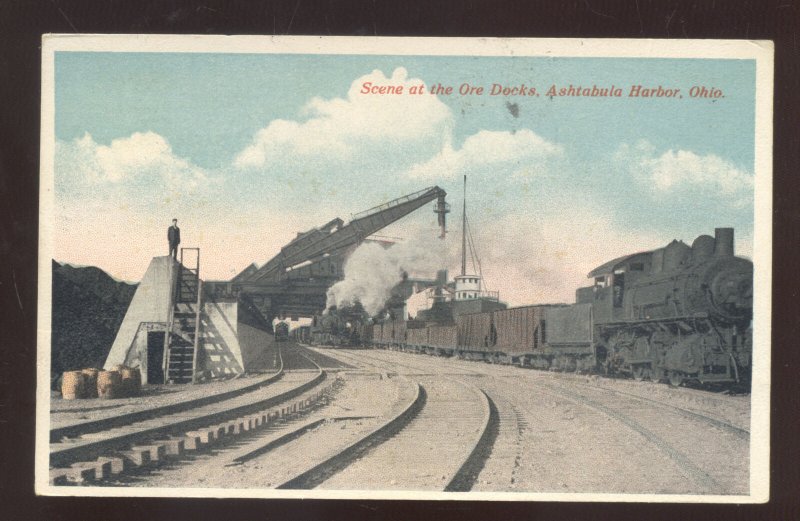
xmin=309 ymin=305 xmax=368 ymax=347
xmin=585 ymin=227 xmax=752 ymax=385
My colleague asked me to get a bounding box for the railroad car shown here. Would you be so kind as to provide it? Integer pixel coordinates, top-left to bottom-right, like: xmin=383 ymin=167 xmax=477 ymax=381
xmin=292 ymin=325 xmax=311 ymax=344
xmin=365 ymin=228 xmax=753 ymax=388
xmin=274 ymin=321 xmax=290 ymax=342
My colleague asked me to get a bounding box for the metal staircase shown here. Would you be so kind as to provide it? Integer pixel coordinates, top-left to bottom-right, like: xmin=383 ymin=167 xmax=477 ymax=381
xmin=164 ymin=248 xmax=202 ymax=384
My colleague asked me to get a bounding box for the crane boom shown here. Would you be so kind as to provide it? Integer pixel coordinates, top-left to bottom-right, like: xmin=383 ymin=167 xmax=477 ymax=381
xmin=240 ymin=186 xmax=447 ymax=283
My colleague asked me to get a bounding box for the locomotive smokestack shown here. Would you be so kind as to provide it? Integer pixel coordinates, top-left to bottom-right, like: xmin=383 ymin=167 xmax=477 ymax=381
xmin=714 ymin=227 xmax=734 ymax=256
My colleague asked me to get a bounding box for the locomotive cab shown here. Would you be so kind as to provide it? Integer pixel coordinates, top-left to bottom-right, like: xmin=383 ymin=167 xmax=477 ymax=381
xmin=583 ymin=252 xmax=652 ymax=323
xmin=588 ymin=228 xmax=753 ymax=386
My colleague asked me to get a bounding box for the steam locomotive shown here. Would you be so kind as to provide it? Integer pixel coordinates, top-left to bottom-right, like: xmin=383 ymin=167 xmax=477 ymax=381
xmin=306 ymin=305 xmax=367 ymax=347
xmin=364 ymin=228 xmax=753 ymax=387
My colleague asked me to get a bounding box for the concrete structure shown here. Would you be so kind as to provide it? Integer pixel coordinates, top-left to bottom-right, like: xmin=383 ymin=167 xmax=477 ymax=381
xmin=104 ymin=256 xmax=247 ymax=384
xmin=105 ymin=256 xmax=177 ymax=377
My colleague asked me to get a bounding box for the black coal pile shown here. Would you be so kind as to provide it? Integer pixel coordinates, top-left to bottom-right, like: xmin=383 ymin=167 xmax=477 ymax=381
xmin=51 ymin=261 xmax=137 ymax=388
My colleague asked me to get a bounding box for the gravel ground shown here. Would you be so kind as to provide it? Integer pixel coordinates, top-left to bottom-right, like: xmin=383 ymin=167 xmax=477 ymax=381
xmin=319 ymin=377 xmax=487 ymax=490
xmin=76 ymin=345 xmax=752 ymax=495
xmin=319 ymin=348 xmax=751 ymax=495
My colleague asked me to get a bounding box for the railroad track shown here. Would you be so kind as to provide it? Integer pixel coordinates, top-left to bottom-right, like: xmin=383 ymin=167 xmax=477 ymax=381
xmin=371 ymin=344 xmax=749 ymax=395
xmin=49 ymin=351 xmax=331 ymax=485
xmin=331 ymin=348 xmax=488 ymax=378
xmin=319 ymin=348 xmax=750 ymax=494
xmin=359 ymin=347 xmax=749 ymax=438
xmin=579 ymin=382 xmax=749 ymax=441
xmin=50 ymin=348 xmax=286 ymax=443
xmin=313 ymin=379 xmax=495 ymax=491
xmin=309 ymin=349 xmax=498 ymax=491
xmin=534 ymin=379 xmax=748 ymax=494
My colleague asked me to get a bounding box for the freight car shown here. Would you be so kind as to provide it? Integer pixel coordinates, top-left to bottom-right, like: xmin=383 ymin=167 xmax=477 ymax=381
xmin=292 ymin=325 xmax=311 ymax=344
xmin=364 ymin=228 xmax=753 ymax=387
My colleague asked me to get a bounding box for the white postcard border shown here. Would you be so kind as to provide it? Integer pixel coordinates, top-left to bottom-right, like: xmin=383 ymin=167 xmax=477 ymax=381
xmin=36 ymin=34 xmax=774 ymax=503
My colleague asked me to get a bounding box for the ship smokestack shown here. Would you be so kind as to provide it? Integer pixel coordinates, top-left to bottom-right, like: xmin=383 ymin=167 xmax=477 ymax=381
xmin=714 ymin=227 xmax=734 ymax=256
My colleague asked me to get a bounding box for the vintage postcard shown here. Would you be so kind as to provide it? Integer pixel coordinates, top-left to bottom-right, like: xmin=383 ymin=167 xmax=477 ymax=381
xmin=36 ymin=35 xmax=773 ymax=502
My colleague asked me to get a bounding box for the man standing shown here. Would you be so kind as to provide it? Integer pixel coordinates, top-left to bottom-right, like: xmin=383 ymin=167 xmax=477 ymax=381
xmin=168 ymin=219 xmax=181 ymax=258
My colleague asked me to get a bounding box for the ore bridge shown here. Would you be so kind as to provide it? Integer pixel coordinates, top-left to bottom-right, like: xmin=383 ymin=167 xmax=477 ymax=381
xmin=205 ymin=186 xmax=450 ymax=322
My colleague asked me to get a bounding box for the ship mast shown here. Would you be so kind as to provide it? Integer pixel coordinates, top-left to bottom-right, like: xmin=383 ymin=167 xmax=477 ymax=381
xmin=461 ymin=175 xmax=467 ymax=277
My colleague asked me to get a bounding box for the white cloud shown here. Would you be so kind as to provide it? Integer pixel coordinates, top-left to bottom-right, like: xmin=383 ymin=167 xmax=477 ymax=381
xmin=469 ymin=205 xmax=663 ymax=306
xmin=616 ymin=140 xmax=753 ymax=205
xmin=56 ymin=131 xmax=213 ymax=194
xmin=407 ymin=129 xmax=563 ymax=181
xmin=234 ymin=67 xmax=453 ymax=171
xmin=53 ymin=197 xmax=322 ymax=283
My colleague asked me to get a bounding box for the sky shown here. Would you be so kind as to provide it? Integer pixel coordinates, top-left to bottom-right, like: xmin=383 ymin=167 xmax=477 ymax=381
xmin=51 ymin=51 xmax=757 ymax=305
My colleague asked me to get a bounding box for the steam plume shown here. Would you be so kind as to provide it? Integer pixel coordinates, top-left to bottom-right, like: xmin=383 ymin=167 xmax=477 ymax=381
xmin=326 ymin=233 xmax=449 ymax=315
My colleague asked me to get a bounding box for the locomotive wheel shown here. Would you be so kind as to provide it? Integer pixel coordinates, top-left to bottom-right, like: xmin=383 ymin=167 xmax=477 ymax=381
xmin=650 ymin=366 xmax=663 ymax=383
xmin=668 ymin=371 xmax=684 ymax=387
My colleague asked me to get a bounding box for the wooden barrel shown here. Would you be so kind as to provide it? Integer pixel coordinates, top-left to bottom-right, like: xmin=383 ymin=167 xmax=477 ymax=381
xmin=130 ymin=368 xmax=142 ymax=394
xmin=81 ymin=368 xmax=99 ymax=398
xmin=61 ymin=371 xmax=86 ymax=400
xmin=119 ymin=367 xmax=141 ymax=397
xmin=97 ymin=370 xmax=121 ymax=399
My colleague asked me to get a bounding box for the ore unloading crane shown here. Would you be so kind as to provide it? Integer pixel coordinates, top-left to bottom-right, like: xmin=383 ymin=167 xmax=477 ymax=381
xmin=207 ymin=186 xmax=448 ymax=321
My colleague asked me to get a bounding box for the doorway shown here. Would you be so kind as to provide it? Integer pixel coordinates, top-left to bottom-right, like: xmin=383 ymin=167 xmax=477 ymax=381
xmin=147 ymin=331 xmax=165 ymax=384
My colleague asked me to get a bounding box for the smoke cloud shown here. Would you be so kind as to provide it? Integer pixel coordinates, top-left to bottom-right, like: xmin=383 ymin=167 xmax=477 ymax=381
xmin=326 ymin=233 xmax=450 ymax=315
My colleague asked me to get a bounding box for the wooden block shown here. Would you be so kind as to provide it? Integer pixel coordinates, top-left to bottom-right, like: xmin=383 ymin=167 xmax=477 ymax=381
xmin=119 ymin=448 xmax=151 ymax=467
xmin=49 ymin=469 xmax=69 ymax=485
xmin=66 ymin=464 xmax=96 ymax=483
xmin=182 ymin=433 xmax=202 ymax=451
xmin=134 ymin=444 xmax=166 ymax=464
xmin=163 ymin=438 xmax=185 ymax=457
xmin=97 ymin=456 xmax=126 ymax=475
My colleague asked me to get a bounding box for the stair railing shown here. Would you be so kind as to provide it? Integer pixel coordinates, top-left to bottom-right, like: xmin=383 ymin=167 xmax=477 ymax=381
xmin=191 ymin=279 xmax=203 ymax=384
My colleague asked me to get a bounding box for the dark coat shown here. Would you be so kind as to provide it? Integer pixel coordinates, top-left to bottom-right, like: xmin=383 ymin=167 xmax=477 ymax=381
xmin=168 ymin=225 xmax=181 ymax=245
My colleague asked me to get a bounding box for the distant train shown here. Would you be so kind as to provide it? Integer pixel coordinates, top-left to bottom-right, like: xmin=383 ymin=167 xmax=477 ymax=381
xmin=304 ymin=307 xmax=365 ymax=347
xmin=358 ymin=228 xmax=752 ymax=387
xmin=274 ymin=321 xmax=290 ymax=342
